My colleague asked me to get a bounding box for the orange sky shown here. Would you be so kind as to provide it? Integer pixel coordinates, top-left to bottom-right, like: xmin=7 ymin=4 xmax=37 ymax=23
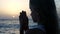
xmin=0 ymin=0 xmax=31 ymax=18
xmin=0 ymin=0 xmax=60 ymax=19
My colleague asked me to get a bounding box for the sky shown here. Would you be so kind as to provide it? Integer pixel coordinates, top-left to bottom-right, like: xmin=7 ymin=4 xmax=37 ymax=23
xmin=0 ymin=0 xmax=31 ymax=19
xmin=0 ymin=0 xmax=60 ymax=19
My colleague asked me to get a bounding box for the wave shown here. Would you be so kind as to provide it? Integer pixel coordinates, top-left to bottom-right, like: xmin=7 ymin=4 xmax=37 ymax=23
xmin=0 ymin=23 xmax=37 ymax=29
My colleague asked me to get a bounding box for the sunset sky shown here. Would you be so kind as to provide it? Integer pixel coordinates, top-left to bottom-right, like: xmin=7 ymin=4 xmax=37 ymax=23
xmin=0 ymin=0 xmax=60 ymax=19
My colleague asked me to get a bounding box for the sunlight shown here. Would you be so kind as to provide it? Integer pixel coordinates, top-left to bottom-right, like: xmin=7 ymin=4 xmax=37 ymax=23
xmin=12 ymin=16 xmax=15 ymax=18
xmin=0 ymin=0 xmax=30 ymax=18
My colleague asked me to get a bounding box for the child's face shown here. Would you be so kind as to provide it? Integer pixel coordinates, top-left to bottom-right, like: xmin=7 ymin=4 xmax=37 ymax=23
xmin=30 ymin=5 xmax=39 ymax=22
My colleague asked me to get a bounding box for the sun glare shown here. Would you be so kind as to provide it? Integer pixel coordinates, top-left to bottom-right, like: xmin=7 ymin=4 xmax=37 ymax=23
xmin=1 ymin=0 xmax=30 ymax=18
xmin=12 ymin=16 xmax=15 ymax=18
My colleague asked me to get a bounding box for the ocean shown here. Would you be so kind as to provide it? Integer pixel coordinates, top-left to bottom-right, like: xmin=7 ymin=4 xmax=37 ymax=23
xmin=0 ymin=19 xmax=60 ymax=34
xmin=0 ymin=19 xmax=37 ymax=34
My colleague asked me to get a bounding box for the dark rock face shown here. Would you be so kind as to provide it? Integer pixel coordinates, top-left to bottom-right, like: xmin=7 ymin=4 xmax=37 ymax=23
xmin=29 ymin=0 xmax=58 ymax=34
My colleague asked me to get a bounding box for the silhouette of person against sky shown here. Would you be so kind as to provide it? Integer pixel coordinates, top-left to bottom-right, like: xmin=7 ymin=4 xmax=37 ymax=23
xmin=19 ymin=10 xmax=29 ymax=34
xmin=25 ymin=0 xmax=58 ymax=34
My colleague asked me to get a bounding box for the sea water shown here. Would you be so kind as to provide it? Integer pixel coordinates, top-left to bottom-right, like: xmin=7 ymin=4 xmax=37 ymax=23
xmin=0 ymin=19 xmax=60 ymax=34
xmin=0 ymin=19 xmax=37 ymax=34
